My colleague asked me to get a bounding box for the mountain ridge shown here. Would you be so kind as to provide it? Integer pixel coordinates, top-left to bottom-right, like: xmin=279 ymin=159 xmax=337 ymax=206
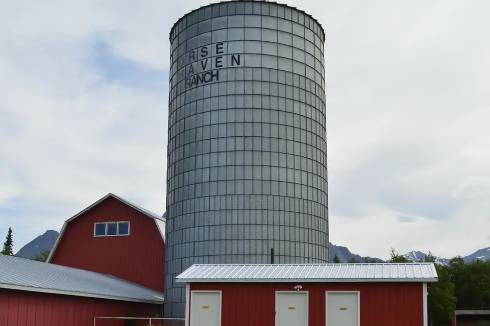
xmin=14 ymin=230 xmax=489 ymax=264
xmin=15 ymin=230 xmax=59 ymax=259
xmin=329 ymin=244 xmax=490 ymax=264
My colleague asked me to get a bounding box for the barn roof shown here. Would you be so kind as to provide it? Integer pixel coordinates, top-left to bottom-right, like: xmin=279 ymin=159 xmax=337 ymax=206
xmin=0 ymin=255 xmax=164 ymax=304
xmin=63 ymin=193 xmax=163 ymax=221
xmin=177 ymin=263 xmax=438 ymax=283
xmin=47 ymin=193 xmax=165 ymax=262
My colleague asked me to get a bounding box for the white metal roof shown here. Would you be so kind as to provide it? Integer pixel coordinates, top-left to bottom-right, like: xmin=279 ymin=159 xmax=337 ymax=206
xmin=0 ymin=254 xmax=164 ymax=304
xmin=176 ymin=263 xmax=438 ymax=283
xmin=47 ymin=193 xmax=165 ymax=262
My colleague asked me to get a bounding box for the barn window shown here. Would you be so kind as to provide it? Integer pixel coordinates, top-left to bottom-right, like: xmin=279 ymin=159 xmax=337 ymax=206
xmin=93 ymin=221 xmax=131 ymax=237
xmin=94 ymin=223 xmax=106 ymax=236
xmin=107 ymin=223 xmax=117 ymax=235
xmin=118 ymin=222 xmax=130 ymax=235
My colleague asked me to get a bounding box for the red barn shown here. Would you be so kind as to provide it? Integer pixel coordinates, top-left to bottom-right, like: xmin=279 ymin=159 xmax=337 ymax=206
xmin=48 ymin=193 xmax=165 ymax=292
xmin=0 ymin=255 xmax=163 ymax=326
xmin=177 ymin=263 xmax=438 ymax=326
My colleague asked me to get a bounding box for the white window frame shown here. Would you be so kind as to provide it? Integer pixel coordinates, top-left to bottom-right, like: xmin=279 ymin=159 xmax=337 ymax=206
xmin=189 ymin=290 xmax=222 ymax=326
xmin=325 ymin=291 xmax=360 ymax=326
xmin=105 ymin=222 xmax=119 ymax=236
xmin=116 ymin=221 xmax=131 ymax=236
xmin=93 ymin=221 xmax=131 ymax=237
xmin=94 ymin=222 xmax=107 ymax=237
xmin=275 ymin=290 xmax=309 ymax=326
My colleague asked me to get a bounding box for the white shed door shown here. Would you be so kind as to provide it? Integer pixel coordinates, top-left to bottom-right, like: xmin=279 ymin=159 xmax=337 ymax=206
xmin=275 ymin=292 xmax=308 ymax=326
xmin=190 ymin=291 xmax=221 ymax=326
xmin=326 ymin=292 xmax=359 ymax=326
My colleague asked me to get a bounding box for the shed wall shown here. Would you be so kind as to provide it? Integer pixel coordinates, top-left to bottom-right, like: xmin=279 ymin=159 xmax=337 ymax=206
xmin=50 ymin=197 xmax=165 ymax=292
xmin=0 ymin=289 xmax=161 ymax=326
xmin=190 ymin=282 xmax=424 ymax=326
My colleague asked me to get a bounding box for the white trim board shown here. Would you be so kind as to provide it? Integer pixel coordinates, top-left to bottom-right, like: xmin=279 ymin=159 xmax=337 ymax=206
xmin=423 ymin=283 xmax=428 ymax=326
xmin=0 ymin=282 xmax=164 ymax=304
xmin=185 ymin=284 xmax=190 ymax=326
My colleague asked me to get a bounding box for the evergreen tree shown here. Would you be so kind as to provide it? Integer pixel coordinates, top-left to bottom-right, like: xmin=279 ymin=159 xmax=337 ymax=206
xmin=34 ymin=250 xmax=51 ymax=262
xmin=389 ymin=248 xmax=409 ymax=263
xmin=363 ymin=257 xmax=381 ymax=263
xmin=1 ymin=227 xmax=13 ymax=256
xmin=428 ymin=264 xmax=456 ymax=326
xmin=450 ymin=259 xmax=490 ymax=309
xmin=333 ymin=254 xmax=341 ymax=263
xmin=424 ymin=251 xmax=436 ymax=263
xmin=426 ymin=255 xmax=490 ymax=325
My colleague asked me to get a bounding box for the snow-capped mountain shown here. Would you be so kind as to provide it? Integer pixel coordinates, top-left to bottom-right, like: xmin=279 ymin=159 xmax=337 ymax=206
xmin=403 ymin=247 xmax=490 ymax=265
xmin=404 ymin=251 xmax=449 ymax=265
xmin=464 ymin=247 xmax=490 ymax=263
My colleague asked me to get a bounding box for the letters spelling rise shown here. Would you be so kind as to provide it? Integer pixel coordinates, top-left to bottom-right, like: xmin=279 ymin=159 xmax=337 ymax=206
xmin=185 ymin=42 xmax=242 ymax=88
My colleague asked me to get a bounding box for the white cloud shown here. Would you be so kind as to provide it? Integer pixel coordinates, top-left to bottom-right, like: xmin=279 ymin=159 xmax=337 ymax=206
xmin=0 ymin=0 xmax=176 ymax=249
xmin=0 ymin=0 xmax=489 ymax=258
xmin=330 ymin=200 xmax=490 ymax=260
xmin=320 ymin=0 xmax=490 ymax=258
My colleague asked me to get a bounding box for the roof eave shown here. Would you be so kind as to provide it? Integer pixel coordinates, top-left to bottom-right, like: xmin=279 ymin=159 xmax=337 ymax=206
xmin=0 ymin=283 xmax=164 ymax=304
xmin=176 ymin=278 xmax=439 ymax=283
xmin=46 ymin=220 xmax=67 ymax=262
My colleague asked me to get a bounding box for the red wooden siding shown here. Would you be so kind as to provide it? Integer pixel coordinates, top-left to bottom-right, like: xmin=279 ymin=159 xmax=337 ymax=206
xmin=0 ymin=289 xmax=161 ymax=326
xmin=191 ymin=282 xmax=424 ymax=326
xmin=50 ymin=197 xmax=165 ymax=292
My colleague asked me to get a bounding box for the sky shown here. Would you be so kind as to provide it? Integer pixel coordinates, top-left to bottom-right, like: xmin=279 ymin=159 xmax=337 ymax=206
xmin=1 ymin=0 xmax=489 ymax=260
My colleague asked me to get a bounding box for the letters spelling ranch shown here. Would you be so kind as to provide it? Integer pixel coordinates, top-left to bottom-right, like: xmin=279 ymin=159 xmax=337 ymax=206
xmin=185 ymin=42 xmax=242 ymax=88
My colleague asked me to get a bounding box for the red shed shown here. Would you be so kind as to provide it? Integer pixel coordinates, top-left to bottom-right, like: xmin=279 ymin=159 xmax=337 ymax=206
xmin=48 ymin=193 xmax=165 ymax=292
xmin=176 ymin=263 xmax=438 ymax=326
xmin=0 ymin=255 xmax=163 ymax=326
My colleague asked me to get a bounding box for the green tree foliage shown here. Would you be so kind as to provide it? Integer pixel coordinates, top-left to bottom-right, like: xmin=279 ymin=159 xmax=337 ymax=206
xmin=34 ymin=250 xmax=51 ymax=262
xmin=389 ymin=248 xmax=409 ymax=263
xmin=387 ymin=248 xmax=455 ymax=325
xmin=333 ymin=255 xmax=341 ymax=263
xmin=386 ymin=248 xmax=490 ymax=325
xmin=363 ymin=257 xmax=381 ymax=263
xmin=428 ymin=264 xmax=456 ymax=326
xmin=450 ymin=258 xmax=490 ymax=309
xmin=409 ymin=252 xmax=490 ymax=325
xmin=424 ymin=251 xmax=436 ymax=263
xmin=1 ymin=227 xmax=13 ymax=256
xmin=348 ymin=257 xmax=359 ymax=263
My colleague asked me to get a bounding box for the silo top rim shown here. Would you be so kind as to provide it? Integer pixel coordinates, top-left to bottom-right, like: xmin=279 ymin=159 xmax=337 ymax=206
xmin=169 ymin=0 xmax=325 ymax=42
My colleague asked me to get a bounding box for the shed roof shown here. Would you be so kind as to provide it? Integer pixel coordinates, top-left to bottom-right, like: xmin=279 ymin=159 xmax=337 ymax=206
xmin=47 ymin=193 xmax=165 ymax=262
xmin=0 ymin=255 xmax=164 ymax=304
xmin=454 ymin=310 xmax=490 ymax=316
xmin=177 ymin=263 xmax=438 ymax=283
